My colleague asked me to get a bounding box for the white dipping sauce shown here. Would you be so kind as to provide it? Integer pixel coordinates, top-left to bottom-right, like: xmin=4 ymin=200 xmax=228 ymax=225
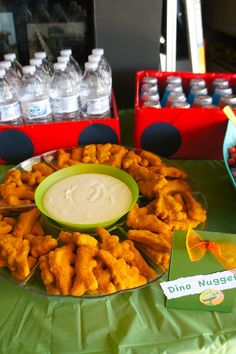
xmin=43 ymin=173 xmax=132 ymax=224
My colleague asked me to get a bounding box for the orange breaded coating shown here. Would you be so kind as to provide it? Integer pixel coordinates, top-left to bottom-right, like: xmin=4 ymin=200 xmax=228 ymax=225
xmin=125 ymin=240 xmax=157 ymax=280
xmin=139 ymin=244 xmax=170 ymax=270
xmin=48 ymin=244 xmax=76 ymax=295
xmin=126 ymin=204 xmax=170 ymax=234
xmin=30 ymin=219 xmax=45 ymax=235
xmin=151 ymin=194 xmax=187 ymax=222
xmin=122 ymin=150 xmax=142 ymax=169
xmin=139 ymin=150 xmax=162 ymax=166
xmin=0 ymin=234 xmax=30 ymax=281
xmin=128 ymin=163 xmax=168 ymax=198
xmin=168 ymin=218 xmax=203 ymax=231
xmin=71 ymin=246 xmax=98 ymax=296
xmin=82 ymin=144 xmax=99 ymax=164
xmin=70 ymin=147 xmax=84 ymax=161
xmin=0 ymin=220 xmax=13 ymax=235
xmin=127 ymin=229 xmax=171 ymax=251
xmin=59 ymin=230 xmax=98 ymax=248
xmin=181 ymin=191 xmax=207 ymax=224
xmin=97 ymin=249 xmax=147 ymax=290
xmin=0 ymin=183 xmax=35 ymax=206
xmin=57 ymin=149 xmax=71 ymax=168
xmin=27 ymin=255 xmax=38 ymax=270
xmin=24 ymin=234 xmax=58 ymax=258
xmin=3 ymin=217 xmax=16 ymax=226
xmin=13 ymin=207 xmax=41 ymax=238
xmin=97 ymin=227 xmax=134 ymax=262
xmin=32 ymin=162 xmax=54 ymax=177
xmin=4 ymin=169 xmax=23 ymax=186
xmin=96 ymin=143 xmax=112 ymax=164
xmin=39 ymin=254 xmax=59 ymax=295
xmin=21 ymin=171 xmax=43 ymax=186
xmin=149 ymin=164 xmax=188 ymax=179
xmin=93 ymin=260 xmax=116 ymax=294
xmin=107 ymin=145 xmax=129 ymax=168
xmin=161 ymin=179 xmax=192 ymax=196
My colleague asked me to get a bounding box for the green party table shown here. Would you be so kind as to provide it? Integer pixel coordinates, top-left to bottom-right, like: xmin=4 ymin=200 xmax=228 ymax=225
xmin=1 ymin=110 xmax=236 ymax=354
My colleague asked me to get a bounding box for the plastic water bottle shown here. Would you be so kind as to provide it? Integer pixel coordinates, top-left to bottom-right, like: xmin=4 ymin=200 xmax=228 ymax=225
xmin=57 ymin=56 xmax=81 ymax=86
xmin=3 ymin=53 xmax=23 ymax=77
xmin=80 ymin=61 xmax=111 ymax=119
xmin=0 ymin=68 xmax=22 ymax=125
xmin=49 ymin=62 xmax=80 ymax=121
xmin=19 ymin=65 xmax=52 ymax=124
xmin=29 ymin=58 xmax=50 ymax=88
xmin=88 ymin=54 xmax=111 ymax=96
xmin=92 ymin=48 xmax=112 ymax=94
xmin=60 ymin=49 xmax=82 ymax=78
xmin=0 ymin=60 xmax=21 ymax=94
xmin=34 ymin=51 xmax=53 ymax=76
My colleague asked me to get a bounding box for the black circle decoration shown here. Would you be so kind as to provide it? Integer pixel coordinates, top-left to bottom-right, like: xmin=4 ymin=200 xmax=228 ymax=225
xmin=78 ymin=124 xmax=118 ymax=145
xmin=140 ymin=122 xmax=182 ymax=157
xmin=0 ymin=129 xmax=34 ymax=164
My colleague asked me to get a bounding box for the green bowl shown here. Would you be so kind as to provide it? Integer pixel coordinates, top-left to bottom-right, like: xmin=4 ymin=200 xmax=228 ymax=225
xmin=35 ymin=163 xmax=139 ymax=233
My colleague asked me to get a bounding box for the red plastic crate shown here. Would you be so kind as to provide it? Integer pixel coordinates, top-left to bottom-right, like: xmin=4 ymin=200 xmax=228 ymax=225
xmin=0 ymin=93 xmax=120 ymax=164
xmin=134 ymin=71 xmax=236 ymax=159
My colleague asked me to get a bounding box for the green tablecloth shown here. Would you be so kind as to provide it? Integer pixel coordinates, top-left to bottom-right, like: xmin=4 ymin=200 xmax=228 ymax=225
xmin=1 ymin=111 xmax=236 ymax=354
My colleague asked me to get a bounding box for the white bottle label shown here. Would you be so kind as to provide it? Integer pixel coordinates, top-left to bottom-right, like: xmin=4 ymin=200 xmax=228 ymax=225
xmin=21 ymin=97 xmax=51 ymax=119
xmin=86 ymin=95 xmax=110 ymax=115
xmin=0 ymin=101 xmax=21 ymax=122
xmin=51 ymin=95 xmax=79 ymax=114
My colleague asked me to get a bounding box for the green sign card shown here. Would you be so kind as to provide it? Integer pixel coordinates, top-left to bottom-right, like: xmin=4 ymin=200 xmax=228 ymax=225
xmin=163 ymin=230 xmax=236 ymax=313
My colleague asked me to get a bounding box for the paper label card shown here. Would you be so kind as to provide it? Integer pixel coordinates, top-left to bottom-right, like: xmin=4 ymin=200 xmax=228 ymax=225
xmin=165 ymin=230 xmax=236 ymax=312
xmin=161 ymin=269 xmax=236 ymax=299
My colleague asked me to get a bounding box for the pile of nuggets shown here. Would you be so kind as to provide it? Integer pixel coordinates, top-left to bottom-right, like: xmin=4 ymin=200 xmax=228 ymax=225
xmin=0 ymin=143 xmax=207 ymax=295
xmin=40 ymin=227 xmax=157 ymax=296
xmin=0 ymin=162 xmax=54 ymax=207
xmin=0 ymin=207 xmax=156 ymax=295
xmin=51 ymin=144 xmax=207 ymax=270
xmin=0 ymin=208 xmax=57 ymax=281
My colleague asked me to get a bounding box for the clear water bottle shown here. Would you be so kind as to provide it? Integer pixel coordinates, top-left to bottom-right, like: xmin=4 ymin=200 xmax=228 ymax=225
xmin=3 ymin=53 xmax=23 ymax=77
xmin=0 ymin=60 xmax=21 ymax=94
xmin=57 ymin=55 xmax=81 ymax=86
xmin=29 ymin=58 xmax=50 ymax=88
xmin=0 ymin=68 xmax=22 ymax=125
xmin=80 ymin=61 xmax=111 ymax=119
xmin=49 ymin=62 xmax=80 ymax=121
xmin=60 ymin=49 xmax=82 ymax=78
xmin=88 ymin=54 xmax=111 ymax=96
xmin=19 ymin=65 xmax=52 ymax=124
xmin=34 ymin=51 xmax=53 ymax=77
xmin=92 ymin=48 xmax=112 ymax=94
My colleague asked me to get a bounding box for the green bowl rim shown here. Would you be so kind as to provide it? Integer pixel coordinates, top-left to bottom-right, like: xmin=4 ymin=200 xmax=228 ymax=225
xmin=35 ymin=163 xmax=139 ymax=230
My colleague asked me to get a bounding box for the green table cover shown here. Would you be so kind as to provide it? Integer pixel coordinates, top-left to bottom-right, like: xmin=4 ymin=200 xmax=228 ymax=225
xmin=1 ymin=110 xmax=236 ymax=354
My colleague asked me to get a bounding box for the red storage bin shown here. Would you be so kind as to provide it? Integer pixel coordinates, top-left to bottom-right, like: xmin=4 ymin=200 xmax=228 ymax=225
xmin=0 ymin=93 xmax=120 ymax=164
xmin=134 ymin=71 xmax=236 ymax=159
